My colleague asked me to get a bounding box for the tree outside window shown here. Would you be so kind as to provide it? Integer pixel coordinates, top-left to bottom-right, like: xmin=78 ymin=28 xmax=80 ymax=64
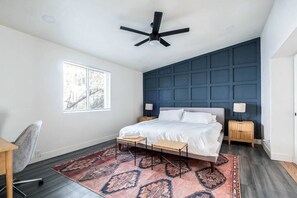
xmin=63 ymin=62 xmax=111 ymax=112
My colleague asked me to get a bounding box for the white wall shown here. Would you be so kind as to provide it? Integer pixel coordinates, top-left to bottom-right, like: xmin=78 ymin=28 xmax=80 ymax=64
xmin=261 ymin=0 xmax=297 ymax=161
xmin=0 ymin=25 xmax=143 ymax=162
xmin=270 ymin=58 xmax=294 ymax=160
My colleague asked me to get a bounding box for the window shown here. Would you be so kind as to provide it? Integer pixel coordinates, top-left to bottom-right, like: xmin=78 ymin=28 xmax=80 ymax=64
xmin=63 ymin=62 xmax=111 ymax=112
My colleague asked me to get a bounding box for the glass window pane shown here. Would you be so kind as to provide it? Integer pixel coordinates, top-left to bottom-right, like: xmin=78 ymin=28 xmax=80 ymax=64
xmin=63 ymin=63 xmax=87 ymax=111
xmin=88 ymin=69 xmax=105 ymax=109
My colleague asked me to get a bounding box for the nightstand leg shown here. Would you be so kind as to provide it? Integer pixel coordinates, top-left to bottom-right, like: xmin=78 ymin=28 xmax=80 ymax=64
xmin=228 ymin=139 xmax=231 ymax=145
xmin=252 ymin=141 xmax=254 ymax=148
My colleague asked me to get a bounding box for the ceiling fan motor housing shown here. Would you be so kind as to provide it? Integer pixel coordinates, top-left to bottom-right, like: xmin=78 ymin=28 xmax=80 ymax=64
xmin=149 ymin=33 xmax=160 ymax=41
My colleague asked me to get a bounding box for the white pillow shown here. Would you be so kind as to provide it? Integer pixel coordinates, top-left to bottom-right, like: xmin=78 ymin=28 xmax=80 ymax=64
xmin=158 ymin=109 xmax=184 ymax=121
xmin=181 ymin=111 xmax=213 ymax=124
xmin=211 ymin=115 xmax=217 ymax=123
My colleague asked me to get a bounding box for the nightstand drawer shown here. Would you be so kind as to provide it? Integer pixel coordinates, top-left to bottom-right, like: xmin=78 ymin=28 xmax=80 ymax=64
xmin=229 ymin=130 xmax=254 ymax=140
xmin=229 ymin=121 xmax=254 ymax=132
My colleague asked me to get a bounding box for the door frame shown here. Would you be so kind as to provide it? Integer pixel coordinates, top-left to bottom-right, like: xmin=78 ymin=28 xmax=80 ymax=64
xmin=293 ymin=54 xmax=297 ymax=164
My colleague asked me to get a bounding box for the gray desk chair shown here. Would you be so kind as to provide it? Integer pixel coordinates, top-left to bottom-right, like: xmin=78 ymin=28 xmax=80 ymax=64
xmin=0 ymin=121 xmax=43 ymax=197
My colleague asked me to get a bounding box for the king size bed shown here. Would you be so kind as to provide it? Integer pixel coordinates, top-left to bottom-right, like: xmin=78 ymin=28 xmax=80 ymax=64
xmin=118 ymin=107 xmax=225 ymax=169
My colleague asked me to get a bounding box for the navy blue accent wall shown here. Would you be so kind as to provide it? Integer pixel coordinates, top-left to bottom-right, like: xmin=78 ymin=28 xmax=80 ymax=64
xmin=143 ymin=38 xmax=261 ymax=138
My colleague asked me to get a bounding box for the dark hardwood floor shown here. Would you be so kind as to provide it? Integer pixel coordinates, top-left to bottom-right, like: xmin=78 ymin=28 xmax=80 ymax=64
xmin=1 ymin=141 xmax=297 ymax=198
xmin=221 ymin=142 xmax=297 ymax=198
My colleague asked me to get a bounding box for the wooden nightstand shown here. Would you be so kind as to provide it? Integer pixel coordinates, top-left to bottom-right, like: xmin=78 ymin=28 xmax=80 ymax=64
xmin=138 ymin=116 xmax=157 ymax=122
xmin=228 ymin=120 xmax=255 ymax=147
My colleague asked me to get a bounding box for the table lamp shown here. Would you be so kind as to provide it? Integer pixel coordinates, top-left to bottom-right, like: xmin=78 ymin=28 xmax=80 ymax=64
xmin=233 ymin=103 xmax=246 ymax=121
xmin=145 ymin=103 xmax=153 ymax=117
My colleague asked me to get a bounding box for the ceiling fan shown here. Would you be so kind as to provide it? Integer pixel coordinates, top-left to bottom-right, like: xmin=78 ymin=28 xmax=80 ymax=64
xmin=120 ymin=11 xmax=190 ymax=47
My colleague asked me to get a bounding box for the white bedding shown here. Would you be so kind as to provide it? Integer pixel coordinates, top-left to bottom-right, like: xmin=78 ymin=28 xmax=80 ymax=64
xmin=119 ymin=119 xmax=223 ymax=157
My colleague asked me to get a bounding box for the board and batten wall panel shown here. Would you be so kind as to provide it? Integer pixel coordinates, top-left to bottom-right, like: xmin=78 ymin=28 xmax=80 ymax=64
xmin=143 ymin=38 xmax=261 ymax=138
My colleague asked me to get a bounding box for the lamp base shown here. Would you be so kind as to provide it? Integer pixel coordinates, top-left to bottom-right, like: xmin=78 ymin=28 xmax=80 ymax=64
xmin=145 ymin=110 xmax=152 ymax=117
xmin=235 ymin=113 xmax=244 ymax=122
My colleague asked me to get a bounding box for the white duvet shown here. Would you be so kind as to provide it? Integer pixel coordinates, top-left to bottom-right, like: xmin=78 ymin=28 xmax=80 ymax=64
xmin=119 ymin=119 xmax=223 ymax=157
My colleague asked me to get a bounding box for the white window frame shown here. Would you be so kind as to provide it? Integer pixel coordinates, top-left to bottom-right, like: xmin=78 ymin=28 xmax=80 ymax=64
xmin=63 ymin=61 xmax=111 ymax=113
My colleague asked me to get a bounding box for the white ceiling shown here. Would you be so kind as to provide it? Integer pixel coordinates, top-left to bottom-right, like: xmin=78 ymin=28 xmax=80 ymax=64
xmin=0 ymin=0 xmax=273 ymax=72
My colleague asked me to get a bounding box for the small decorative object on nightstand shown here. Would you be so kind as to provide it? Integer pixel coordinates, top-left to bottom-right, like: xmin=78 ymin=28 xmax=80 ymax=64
xmin=228 ymin=120 xmax=254 ymax=147
xmin=138 ymin=116 xmax=157 ymax=122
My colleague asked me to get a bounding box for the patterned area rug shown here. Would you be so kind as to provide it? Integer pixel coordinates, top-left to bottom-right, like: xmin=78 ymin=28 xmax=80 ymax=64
xmin=52 ymin=145 xmax=240 ymax=198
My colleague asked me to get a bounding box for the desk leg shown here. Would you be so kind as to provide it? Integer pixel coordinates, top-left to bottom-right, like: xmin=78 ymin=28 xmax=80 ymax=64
xmin=5 ymin=150 xmax=13 ymax=198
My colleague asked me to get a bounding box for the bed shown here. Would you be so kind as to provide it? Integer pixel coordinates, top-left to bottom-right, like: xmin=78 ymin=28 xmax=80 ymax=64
xmin=118 ymin=107 xmax=225 ymax=168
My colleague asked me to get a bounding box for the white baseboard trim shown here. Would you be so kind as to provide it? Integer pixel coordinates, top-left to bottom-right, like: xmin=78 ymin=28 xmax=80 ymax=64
xmin=254 ymin=139 xmax=262 ymax=145
xmin=30 ymin=133 xmax=118 ymax=164
xmin=270 ymin=152 xmax=293 ymax=162
xmin=261 ymin=141 xmax=294 ymax=162
xmin=223 ymin=136 xmax=262 ymax=144
xmin=262 ymin=141 xmax=271 ymax=159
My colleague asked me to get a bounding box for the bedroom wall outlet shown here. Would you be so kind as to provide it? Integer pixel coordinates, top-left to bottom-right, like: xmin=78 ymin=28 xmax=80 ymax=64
xmin=34 ymin=150 xmax=42 ymax=158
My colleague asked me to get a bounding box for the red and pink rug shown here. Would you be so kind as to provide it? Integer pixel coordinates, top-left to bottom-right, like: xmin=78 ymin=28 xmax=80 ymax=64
xmin=52 ymin=146 xmax=240 ymax=198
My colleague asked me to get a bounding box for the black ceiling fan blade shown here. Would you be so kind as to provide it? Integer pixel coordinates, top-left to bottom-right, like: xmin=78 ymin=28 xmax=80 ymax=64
xmin=120 ymin=26 xmax=149 ymax=36
xmin=159 ymin=27 xmax=190 ymax=37
xmin=159 ymin=38 xmax=170 ymax=47
xmin=152 ymin=12 xmax=163 ymax=34
xmin=134 ymin=38 xmax=149 ymax=46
